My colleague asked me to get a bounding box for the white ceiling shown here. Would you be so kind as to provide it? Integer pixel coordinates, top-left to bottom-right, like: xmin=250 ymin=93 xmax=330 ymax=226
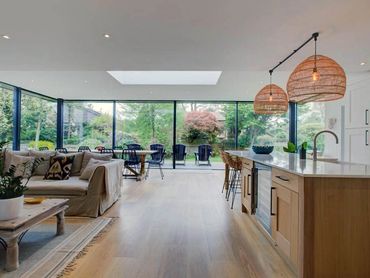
xmin=0 ymin=0 xmax=369 ymax=100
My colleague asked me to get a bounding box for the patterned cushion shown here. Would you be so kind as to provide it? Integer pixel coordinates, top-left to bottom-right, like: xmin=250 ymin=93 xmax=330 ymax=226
xmin=44 ymin=156 xmax=74 ymax=180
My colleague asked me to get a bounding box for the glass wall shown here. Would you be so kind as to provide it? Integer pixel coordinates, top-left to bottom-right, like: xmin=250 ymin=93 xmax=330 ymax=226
xmin=176 ymin=102 xmax=235 ymax=169
xmin=237 ymin=103 xmax=289 ymax=152
xmin=20 ymin=92 xmax=57 ymax=150
xmin=116 ymin=102 xmax=174 ymax=166
xmin=63 ymin=102 xmax=113 ymax=150
xmin=297 ymin=102 xmax=325 ymax=151
xmin=0 ymin=84 xmax=14 ymax=147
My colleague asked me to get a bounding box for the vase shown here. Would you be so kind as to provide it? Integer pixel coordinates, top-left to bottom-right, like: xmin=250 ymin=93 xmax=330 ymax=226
xmin=0 ymin=195 xmax=24 ymax=221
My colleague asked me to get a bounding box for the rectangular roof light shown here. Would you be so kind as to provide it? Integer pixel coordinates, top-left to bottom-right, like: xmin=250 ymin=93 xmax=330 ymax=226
xmin=107 ymin=71 xmax=222 ymax=85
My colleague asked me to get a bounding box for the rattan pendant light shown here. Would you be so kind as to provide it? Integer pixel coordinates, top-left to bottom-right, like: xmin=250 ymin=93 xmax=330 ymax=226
xmin=254 ymin=71 xmax=288 ymax=115
xmin=287 ymin=34 xmax=346 ymax=103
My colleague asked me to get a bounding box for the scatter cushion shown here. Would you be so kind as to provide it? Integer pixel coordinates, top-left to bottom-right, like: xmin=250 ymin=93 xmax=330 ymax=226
xmin=56 ymin=152 xmax=84 ymax=176
xmin=4 ymin=150 xmax=30 ymax=174
xmin=30 ymin=150 xmax=56 ymax=176
xmin=8 ymin=154 xmax=35 ymax=178
xmin=80 ymin=158 xmax=110 ymax=180
xmin=44 ymin=155 xmax=74 ymax=180
xmin=80 ymin=151 xmax=112 ymax=173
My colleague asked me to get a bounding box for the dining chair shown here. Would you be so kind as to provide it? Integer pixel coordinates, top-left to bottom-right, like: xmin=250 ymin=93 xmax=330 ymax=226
xmin=121 ymin=149 xmax=140 ymax=178
xmin=55 ymin=147 xmax=68 ymax=154
xmin=127 ymin=143 xmax=142 ymax=150
xmin=145 ymin=144 xmax=165 ymax=179
xmin=78 ymin=146 xmax=91 ymax=152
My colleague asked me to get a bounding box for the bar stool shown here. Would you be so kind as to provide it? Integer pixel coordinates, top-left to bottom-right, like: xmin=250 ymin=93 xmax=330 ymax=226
xmin=220 ymin=151 xmax=230 ymax=194
xmin=226 ymin=154 xmax=242 ymax=209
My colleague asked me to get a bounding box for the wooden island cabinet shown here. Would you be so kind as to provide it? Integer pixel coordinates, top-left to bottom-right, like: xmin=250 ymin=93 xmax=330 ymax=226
xmin=229 ymin=151 xmax=370 ymax=277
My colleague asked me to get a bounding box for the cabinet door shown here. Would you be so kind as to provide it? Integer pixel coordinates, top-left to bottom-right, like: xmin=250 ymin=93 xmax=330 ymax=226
xmin=271 ymin=182 xmax=299 ymax=267
xmin=241 ymin=167 xmax=252 ymax=213
xmin=346 ymin=88 xmax=370 ymax=129
xmin=345 ymin=128 xmax=370 ymax=164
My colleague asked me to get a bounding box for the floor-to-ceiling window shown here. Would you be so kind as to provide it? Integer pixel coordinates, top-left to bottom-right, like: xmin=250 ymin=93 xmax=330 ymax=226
xmin=297 ymin=102 xmax=325 ymax=152
xmin=237 ymin=103 xmax=289 ymax=152
xmin=0 ymin=84 xmax=14 ymax=147
xmin=63 ymin=101 xmax=113 ymax=150
xmin=20 ymin=91 xmax=57 ymax=150
xmin=116 ymin=102 xmax=174 ymax=167
xmin=176 ymin=102 xmax=235 ymax=169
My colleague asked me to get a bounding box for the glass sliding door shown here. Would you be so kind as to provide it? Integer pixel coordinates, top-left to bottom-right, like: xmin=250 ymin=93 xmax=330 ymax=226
xmin=116 ymin=102 xmax=174 ymax=167
xmin=176 ymin=102 xmax=236 ymax=169
xmin=63 ymin=101 xmax=113 ymax=150
xmin=0 ymin=83 xmax=14 ymax=148
xmin=237 ymin=102 xmax=289 ymax=152
xmin=20 ymin=92 xmax=57 ymax=150
xmin=297 ymin=102 xmax=325 ymax=152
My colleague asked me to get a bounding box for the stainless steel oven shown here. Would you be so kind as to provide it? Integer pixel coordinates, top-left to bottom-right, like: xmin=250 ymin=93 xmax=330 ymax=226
xmin=253 ymin=162 xmax=272 ymax=235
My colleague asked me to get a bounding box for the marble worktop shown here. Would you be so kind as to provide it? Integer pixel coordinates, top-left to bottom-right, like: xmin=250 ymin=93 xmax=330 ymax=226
xmin=226 ymin=150 xmax=370 ymax=178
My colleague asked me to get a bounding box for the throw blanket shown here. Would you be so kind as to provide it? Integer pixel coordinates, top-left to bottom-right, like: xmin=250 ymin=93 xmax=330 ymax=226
xmin=99 ymin=160 xmax=124 ymax=213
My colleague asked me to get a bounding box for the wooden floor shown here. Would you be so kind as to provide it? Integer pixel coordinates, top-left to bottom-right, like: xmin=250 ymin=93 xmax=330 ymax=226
xmin=68 ymin=170 xmax=295 ymax=278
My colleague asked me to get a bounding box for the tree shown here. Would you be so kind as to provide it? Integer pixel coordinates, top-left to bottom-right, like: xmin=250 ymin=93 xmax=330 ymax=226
xmin=182 ymin=111 xmax=221 ymax=144
xmin=0 ymin=88 xmax=13 ymax=143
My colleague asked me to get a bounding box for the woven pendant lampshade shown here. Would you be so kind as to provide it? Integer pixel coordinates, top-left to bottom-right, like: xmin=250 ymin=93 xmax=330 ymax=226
xmin=287 ymin=55 xmax=346 ymax=103
xmin=254 ymin=84 xmax=288 ymax=115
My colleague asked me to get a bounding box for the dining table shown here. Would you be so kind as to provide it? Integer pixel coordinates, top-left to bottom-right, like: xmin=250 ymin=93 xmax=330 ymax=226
xmin=92 ymin=149 xmax=157 ymax=181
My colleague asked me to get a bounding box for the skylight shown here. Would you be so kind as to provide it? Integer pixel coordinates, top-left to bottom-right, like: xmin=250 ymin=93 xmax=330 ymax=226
xmin=107 ymin=71 xmax=222 ymax=85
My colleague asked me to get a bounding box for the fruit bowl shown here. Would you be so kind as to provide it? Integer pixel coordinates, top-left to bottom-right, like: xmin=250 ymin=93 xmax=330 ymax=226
xmin=252 ymin=145 xmax=274 ymax=154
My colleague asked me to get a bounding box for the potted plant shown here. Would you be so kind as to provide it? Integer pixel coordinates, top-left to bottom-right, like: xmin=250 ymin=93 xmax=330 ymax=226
xmin=0 ymin=142 xmax=41 ymax=221
xmin=283 ymin=141 xmax=297 ymax=153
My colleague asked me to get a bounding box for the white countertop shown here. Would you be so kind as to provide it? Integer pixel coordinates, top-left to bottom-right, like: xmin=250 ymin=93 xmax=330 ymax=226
xmin=226 ymin=150 xmax=370 ymax=178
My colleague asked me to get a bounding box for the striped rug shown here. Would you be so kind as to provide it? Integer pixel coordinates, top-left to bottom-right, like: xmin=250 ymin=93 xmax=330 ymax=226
xmin=0 ymin=217 xmax=113 ymax=278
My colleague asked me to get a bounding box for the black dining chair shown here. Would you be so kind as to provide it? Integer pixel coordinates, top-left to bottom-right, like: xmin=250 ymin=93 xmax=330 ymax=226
xmin=145 ymin=144 xmax=165 ymax=179
xmin=173 ymin=144 xmax=187 ymax=165
xmin=55 ymin=147 xmax=68 ymax=154
xmin=127 ymin=143 xmax=142 ymax=150
xmin=78 ymin=146 xmax=91 ymax=152
xmin=100 ymin=148 xmax=117 ymax=158
xmin=194 ymin=144 xmax=212 ymax=166
xmin=121 ymin=149 xmax=140 ymax=179
xmin=39 ymin=146 xmax=49 ymax=151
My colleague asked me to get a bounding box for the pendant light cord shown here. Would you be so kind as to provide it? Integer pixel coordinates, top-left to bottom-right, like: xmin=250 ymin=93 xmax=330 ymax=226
xmin=314 ymin=35 xmax=317 ymax=69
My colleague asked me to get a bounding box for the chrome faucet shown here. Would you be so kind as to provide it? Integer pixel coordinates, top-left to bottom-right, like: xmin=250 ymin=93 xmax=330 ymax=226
xmin=313 ymin=130 xmax=339 ymax=161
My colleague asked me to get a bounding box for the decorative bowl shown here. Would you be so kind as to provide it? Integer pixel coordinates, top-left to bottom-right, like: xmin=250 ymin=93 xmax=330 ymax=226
xmin=252 ymin=145 xmax=274 ymax=154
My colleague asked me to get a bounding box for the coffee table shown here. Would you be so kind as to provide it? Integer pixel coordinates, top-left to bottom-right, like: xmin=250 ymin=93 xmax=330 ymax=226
xmin=0 ymin=198 xmax=68 ymax=271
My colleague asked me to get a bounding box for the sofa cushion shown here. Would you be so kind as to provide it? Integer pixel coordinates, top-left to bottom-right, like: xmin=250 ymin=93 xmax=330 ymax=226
xmin=4 ymin=150 xmax=30 ymax=174
xmin=26 ymin=176 xmax=88 ymax=196
xmin=80 ymin=158 xmax=110 ymax=180
xmin=81 ymin=151 xmax=112 ymax=172
xmin=29 ymin=150 xmax=56 ymax=176
xmin=44 ymin=155 xmax=74 ymax=180
xmin=8 ymin=154 xmax=35 ymax=178
xmin=56 ymin=152 xmax=84 ymax=176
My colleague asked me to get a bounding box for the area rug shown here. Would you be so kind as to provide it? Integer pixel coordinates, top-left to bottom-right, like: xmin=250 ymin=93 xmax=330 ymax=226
xmin=0 ymin=217 xmax=113 ymax=278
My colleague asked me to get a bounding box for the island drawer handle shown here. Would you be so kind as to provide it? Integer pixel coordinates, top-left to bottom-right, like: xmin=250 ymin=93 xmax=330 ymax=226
xmin=270 ymin=187 xmax=276 ymax=216
xmin=366 ymin=109 xmax=369 ymax=125
xmin=366 ymin=130 xmax=369 ymax=146
xmin=247 ymin=174 xmax=251 ymax=195
xmin=276 ymin=175 xmax=289 ymax=182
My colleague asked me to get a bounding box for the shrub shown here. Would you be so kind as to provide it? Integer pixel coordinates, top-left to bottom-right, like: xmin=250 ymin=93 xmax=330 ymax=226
xmin=28 ymin=140 xmax=55 ymax=150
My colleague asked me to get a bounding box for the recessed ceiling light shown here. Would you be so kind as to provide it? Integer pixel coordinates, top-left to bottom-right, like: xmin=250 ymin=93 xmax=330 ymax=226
xmin=103 ymin=34 xmax=110 ymax=38
xmin=2 ymin=35 xmax=10 ymax=39
xmin=360 ymin=62 xmax=366 ymax=66
xmin=107 ymin=71 xmax=223 ymax=85
xmin=84 ymin=80 xmax=88 ymax=84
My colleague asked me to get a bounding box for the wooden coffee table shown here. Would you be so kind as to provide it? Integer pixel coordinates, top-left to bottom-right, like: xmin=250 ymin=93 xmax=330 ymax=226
xmin=0 ymin=198 xmax=68 ymax=271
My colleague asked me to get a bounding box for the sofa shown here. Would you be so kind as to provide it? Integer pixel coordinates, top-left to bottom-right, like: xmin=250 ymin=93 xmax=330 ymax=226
xmin=3 ymin=150 xmax=124 ymax=217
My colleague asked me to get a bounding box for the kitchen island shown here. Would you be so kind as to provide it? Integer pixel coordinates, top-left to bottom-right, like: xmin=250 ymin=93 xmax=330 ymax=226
xmin=227 ymin=150 xmax=370 ymax=278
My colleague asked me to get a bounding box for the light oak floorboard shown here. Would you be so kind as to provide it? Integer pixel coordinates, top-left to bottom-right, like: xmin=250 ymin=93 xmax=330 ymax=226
xmin=67 ymin=170 xmax=295 ymax=278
